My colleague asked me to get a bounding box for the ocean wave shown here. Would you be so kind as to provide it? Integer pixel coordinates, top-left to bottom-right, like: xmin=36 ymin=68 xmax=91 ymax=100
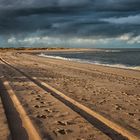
xmin=104 ymin=50 xmax=121 ymax=52
xmin=39 ymin=53 xmax=79 ymax=61
xmin=39 ymin=53 xmax=140 ymax=71
xmin=97 ymin=63 xmax=140 ymax=70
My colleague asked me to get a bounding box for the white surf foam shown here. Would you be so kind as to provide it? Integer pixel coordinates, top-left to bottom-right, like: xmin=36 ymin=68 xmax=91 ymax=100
xmin=39 ymin=53 xmax=140 ymax=71
xmin=104 ymin=50 xmax=121 ymax=52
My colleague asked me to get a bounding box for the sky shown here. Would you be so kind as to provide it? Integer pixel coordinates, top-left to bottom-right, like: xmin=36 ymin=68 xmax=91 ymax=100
xmin=0 ymin=0 xmax=140 ymax=48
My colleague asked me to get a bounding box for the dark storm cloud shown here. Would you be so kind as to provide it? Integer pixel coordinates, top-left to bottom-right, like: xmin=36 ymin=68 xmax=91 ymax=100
xmin=0 ymin=0 xmax=140 ymax=10
xmin=0 ymin=0 xmax=90 ymax=9
xmin=92 ymin=0 xmax=140 ymax=11
xmin=0 ymin=0 xmax=140 ymax=38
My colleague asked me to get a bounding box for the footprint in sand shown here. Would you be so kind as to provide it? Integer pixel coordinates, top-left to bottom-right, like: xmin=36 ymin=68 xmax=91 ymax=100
xmin=128 ymin=112 xmax=135 ymax=116
xmin=35 ymin=97 xmax=41 ymax=101
xmin=36 ymin=114 xmax=46 ymax=119
xmin=44 ymin=108 xmax=53 ymax=113
xmin=40 ymin=101 xmax=45 ymax=104
xmin=54 ymin=128 xmax=73 ymax=135
xmin=57 ymin=121 xmax=68 ymax=126
xmin=92 ymin=91 xmax=96 ymax=93
xmin=57 ymin=120 xmax=75 ymax=126
xmin=115 ymin=104 xmax=124 ymax=111
xmin=121 ymin=92 xmax=127 ymax=95
xmin=112 ymin=96 xmax=118 ymax=100
xmin=34 ymin=105 xmax=41 ymax=108
xmin=34 ymin=104 xmax=46 ymax=108
xmin=37 ymin=95 xmax=42 ymax=97
xmin=98 ymin=100 xmax=106 ymax=105
xmin=80 ymin=97 xmax=88 ymax=101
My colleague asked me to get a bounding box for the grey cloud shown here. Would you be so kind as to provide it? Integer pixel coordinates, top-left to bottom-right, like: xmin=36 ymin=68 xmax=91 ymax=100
xmin=1 ymin=0 xmax=140 ymax=11
xmin=92 ymin=0 xmax=140 ymax=11
xmin=101 ymin=14 xmax=140 ymax=25
xmin=0 ymin=0 xmax=140 ymax=40
xmin=0 ymin=0 xmax=90 ymax=9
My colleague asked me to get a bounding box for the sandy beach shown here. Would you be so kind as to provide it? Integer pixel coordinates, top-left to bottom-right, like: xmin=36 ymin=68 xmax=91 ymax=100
xmin=0 ymin=49 xmax=140 ymax=140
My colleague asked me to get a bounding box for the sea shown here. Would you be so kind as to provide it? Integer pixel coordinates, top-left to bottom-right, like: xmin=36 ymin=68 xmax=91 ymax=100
xmin=38 ymin=48 xmax=140 ymax=70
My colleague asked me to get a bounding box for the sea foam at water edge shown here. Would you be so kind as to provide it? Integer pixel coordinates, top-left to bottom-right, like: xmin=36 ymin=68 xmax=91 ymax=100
xmin=39 ymin=53 xmax=140 ymax=71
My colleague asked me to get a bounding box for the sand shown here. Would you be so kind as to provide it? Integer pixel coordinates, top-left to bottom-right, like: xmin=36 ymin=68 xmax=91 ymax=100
xmin=0 ymin=97 xmax=11 ymax=140
xmin=0 ymin=49 xmax=140 ymax=140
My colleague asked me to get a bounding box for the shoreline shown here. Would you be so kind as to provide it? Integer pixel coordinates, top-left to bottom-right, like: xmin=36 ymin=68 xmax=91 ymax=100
xmin=24 ymin=50 xmax=140 ymax=79
xmin=1 ymin=47 xmax=140 ymax=72
xmin=0 ymin=47 xmax=95 ymax=52
xmin=38 ymin=53 xmax=140 ymax=72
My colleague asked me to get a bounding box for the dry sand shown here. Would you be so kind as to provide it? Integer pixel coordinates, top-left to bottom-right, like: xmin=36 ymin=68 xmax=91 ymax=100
xmin=0 ymin=49 xmax=140 ymax=140
xmin=0 ymin=97 xmax=11 ymax=140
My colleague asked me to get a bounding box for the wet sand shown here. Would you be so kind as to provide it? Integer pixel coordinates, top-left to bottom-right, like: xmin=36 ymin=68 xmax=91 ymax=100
xmin=0 ymin=49 xmax=140 ymax=139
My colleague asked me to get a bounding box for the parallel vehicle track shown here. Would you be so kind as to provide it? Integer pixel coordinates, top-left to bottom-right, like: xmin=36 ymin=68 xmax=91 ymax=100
xmin=0 ymin=57 xmax=139 ymax=140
